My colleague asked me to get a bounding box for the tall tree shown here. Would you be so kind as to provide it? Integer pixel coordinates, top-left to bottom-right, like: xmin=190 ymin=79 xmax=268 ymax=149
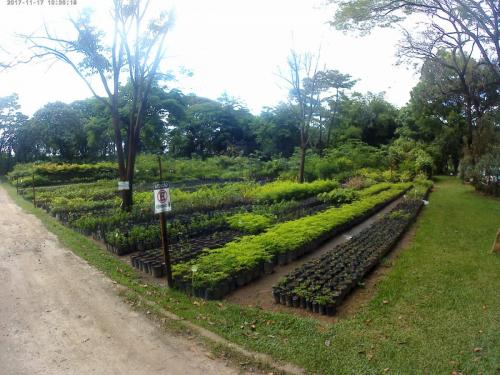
xmin=255 ymin=104 xmax=301 ymax=158
xmin=0 ymin=94 xmax=28 ymax=173
xmin=0 ymin=94 xmax=26 ymax=157
xmin=330 ymin=0 xmax=500 ymax=81
xmin=280 ymin=50 xmax=324 ymax=183
xmin=30 ymin=102 xmax=86 ymax=161
xmin=315 ymin=70 xmax=357 ymax=147
xmin=9 ymin=0 xmax=173 ymax=210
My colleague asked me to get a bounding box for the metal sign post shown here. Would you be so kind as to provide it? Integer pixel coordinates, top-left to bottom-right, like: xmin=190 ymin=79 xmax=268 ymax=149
xmin=155 ymin=156 xmax=173 ymax=287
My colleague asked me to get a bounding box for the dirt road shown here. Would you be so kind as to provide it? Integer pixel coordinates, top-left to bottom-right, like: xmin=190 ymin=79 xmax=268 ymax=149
xmin=0 ymin=186 xmax=240 ymax=375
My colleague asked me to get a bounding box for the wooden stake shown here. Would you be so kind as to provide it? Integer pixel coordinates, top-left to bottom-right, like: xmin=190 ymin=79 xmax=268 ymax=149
xmin=32 ymin=173 xmax=35 ymax=206
xmin=158 ymin=156 xmax=173 ymax=286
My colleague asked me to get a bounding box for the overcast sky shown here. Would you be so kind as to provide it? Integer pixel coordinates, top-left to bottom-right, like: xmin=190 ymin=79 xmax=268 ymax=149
xmin=0 ymin=0 xmax=420 ymax=116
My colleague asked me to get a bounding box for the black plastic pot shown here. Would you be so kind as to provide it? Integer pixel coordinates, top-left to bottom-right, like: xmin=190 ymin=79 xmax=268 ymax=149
xmin=312 ymin=302 xmax=319 ymax=313
xmin=319 ymin=304 xmax=326 ymax=315
xmin=272 ymin=290 xmax=280 ymax=304
xmin=152 ymin=263 xmax=164 ymax=278
xmin=279 ymin=293 xmax=287 ymax=305
xmin=264 ymin=261 xmax=274 ymax=275
xmin=277 ymin=253 xmax=287 ymax=266
xmin=326 ymin=304 xmax=336 ymax=316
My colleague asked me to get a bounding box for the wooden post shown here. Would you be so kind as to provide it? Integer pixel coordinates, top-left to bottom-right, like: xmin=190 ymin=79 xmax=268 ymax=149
xmin=158 ymin=156 xmax=173 ymax=286
xmin=16 ymin=177 xmax=19 ymax=195
xmin=32 ymin=173 xmax=35 ymax=206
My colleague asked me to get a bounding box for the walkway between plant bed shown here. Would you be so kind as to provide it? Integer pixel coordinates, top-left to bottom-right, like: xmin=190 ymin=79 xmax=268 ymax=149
xmin=225 ymin=195 xmax=407 ymax=319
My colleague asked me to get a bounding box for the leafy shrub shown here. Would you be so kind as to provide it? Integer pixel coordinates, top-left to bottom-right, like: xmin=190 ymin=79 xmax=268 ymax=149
xmin=226 ymin=213 xmax=273 ymax=234
xmin=317 ymin=188 xmax=359 ymax=205
xmin=8 ymin=162 xmax=117 ymax=187
xmin=343 ymin=176 xmax=367 ymax=190
xmin=249 ymin=179 xmax=339 ymax=203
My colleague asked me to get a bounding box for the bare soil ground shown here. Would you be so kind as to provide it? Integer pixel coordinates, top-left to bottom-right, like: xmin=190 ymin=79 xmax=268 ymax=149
xmin=225 ymin=196 xmax=416 ymax=322
xmin=0 ymin=186 xmax=242 ymax=375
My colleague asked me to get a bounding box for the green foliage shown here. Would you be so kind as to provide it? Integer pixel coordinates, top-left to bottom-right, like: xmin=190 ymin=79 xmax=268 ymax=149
xmin=8 ymin=161 xmax=117 ymax=187
xmin=248 ymin=179 xmax=339 ymax=203
xmin=388 ymin=138 xmax=434 ymax=178
xmin=460 ymin=145 xmax=500 ymax=196
xmin=357 ymin=182 xmax=392 ymax=197
xmin=226 ymin=213 xmax=273 ymax=234
xmin=317 ymin=188 xmax=358 ymax=204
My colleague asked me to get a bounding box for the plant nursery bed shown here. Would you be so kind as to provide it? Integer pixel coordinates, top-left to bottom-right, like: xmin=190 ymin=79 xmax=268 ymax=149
xmin=172 ymin=185 xmax=411 ymax=300
xmin=271 ymin=190 xmax=429 ymax=316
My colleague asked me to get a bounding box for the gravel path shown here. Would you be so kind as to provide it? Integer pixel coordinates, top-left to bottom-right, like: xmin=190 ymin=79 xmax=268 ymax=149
xmin=0 ymin=186 xmax=240 ymax=375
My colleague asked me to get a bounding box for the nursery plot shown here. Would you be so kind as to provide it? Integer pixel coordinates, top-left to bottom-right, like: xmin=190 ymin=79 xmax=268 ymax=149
xmin=171 ymin=184 xmax=411 ymax=300
xmin=17 ymin=178 xmax=345 ymax=258
xmin=127 ymin=183 xmax=407 ymax=278
xmin=272 ymin=190 xmax=428 ymax=316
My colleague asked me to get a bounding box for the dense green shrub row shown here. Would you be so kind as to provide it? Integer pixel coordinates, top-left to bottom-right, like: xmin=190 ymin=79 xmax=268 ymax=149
xmin=28 ymin=179 xmax=339 ymax=221
xmin=172 ymin=184 xmax=411 ymax=297
xmin=92 ymin=182 xmax=388 ymax=254
xmin=317 ymin=188 xmax=358 ymax=205
xmin=8 ymin=162 xmax=117 ymax=187
xmin=248 ymin=179 xmax=339 ymax=203
xmin=8 ymin=155 xmax=294 ymax=187
xmin=226 ymin=213 xmax=273 ymax=234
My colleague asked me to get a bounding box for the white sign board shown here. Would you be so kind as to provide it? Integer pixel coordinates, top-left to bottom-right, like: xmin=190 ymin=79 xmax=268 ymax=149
xmin=118 ymin=181 xmax=130 ymax=191
xmin=154 ymin=182 xmax=171 ymax=214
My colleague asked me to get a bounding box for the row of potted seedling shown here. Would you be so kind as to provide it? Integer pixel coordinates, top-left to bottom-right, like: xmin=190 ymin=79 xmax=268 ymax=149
xmin=272 ymin=192 xmax=428 ymax=315
xmin=130 ymin=230 xmax=242 ymax=276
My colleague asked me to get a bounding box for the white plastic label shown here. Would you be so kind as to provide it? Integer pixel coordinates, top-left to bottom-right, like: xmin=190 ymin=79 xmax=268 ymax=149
xmin=118 ymin=181 xmax=130 ymax=191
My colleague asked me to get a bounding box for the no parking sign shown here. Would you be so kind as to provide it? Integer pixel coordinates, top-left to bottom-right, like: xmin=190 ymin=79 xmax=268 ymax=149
xmin=153 ymin=182 xmax=171 ymax=214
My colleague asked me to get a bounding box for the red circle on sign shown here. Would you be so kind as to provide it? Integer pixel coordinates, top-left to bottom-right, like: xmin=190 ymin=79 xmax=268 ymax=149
xmin=157 ymin=189 xmax=168 ymax=203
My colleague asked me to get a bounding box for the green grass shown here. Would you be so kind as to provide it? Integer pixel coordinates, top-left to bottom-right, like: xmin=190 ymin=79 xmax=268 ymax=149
xmin=2 ymin=177 xmax=499 ymax=374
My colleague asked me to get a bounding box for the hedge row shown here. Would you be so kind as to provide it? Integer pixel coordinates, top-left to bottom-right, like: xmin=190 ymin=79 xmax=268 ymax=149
xmin=8 ymin=162 xmax=117 ymax=187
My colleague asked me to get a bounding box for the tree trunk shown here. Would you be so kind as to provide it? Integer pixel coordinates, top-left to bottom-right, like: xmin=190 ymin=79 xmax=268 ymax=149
xmin=326 ymin=90 xmax=340 ymax=147
xmin=298 ymin=126 xmax=306 ymax=183
xmin=465 ymin=95 xmax=474 ymax=161
xmin=298 ymin=146 xmax=306 ymax=183
xmin=318 ymin=120 xmax=324 ymax=156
